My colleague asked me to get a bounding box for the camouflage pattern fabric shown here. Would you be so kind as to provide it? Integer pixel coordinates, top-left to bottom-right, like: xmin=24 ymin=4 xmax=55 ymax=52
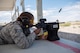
xmin=0 ymin=21 xmax=37 ymax=49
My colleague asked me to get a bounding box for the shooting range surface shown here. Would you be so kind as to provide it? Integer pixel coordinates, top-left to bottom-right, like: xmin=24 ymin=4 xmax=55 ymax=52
xmin=0 ymin=38 xmax=80 ymax=53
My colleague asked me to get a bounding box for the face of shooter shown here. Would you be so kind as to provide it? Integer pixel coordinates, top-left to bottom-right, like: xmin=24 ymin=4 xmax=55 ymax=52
xmin=20 ymin=16 xmax=34 ymax=26
xmin=17 ymin=12 xmax=34 ymax=26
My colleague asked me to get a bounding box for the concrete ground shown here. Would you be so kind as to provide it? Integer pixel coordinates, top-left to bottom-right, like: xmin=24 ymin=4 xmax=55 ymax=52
xmin=58 ymin=25 xmax=80 ymax=43
xmin=0 ymin=39 xmax=80 ymax=53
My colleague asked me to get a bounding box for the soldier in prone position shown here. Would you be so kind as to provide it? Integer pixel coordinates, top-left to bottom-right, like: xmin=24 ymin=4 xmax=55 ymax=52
xmin=0 ymin=12 xmax=46 ymax=49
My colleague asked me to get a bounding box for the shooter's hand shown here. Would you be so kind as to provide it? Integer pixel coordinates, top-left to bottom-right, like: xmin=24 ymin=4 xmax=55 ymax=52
xmin=34 ymin=28 xmax=41 ymax=35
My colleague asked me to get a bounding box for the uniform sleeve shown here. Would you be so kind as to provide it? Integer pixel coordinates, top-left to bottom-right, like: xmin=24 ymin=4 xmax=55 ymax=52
xmin=10 ymin=25 xmax=36 ymax=49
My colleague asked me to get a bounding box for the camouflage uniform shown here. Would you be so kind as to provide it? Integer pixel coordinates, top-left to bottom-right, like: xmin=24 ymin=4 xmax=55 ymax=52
xmin=0 ymin=21 xmax=37 ymax=49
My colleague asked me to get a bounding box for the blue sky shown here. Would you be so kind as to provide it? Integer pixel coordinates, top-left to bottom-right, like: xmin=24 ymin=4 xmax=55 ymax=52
xmin=43 ymin=0 xmax=76 ymax=9
xmin=0 ymin=0 xmax=80 ymax=23
xmin=24 ymin=0 xmax=79 ymax=9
